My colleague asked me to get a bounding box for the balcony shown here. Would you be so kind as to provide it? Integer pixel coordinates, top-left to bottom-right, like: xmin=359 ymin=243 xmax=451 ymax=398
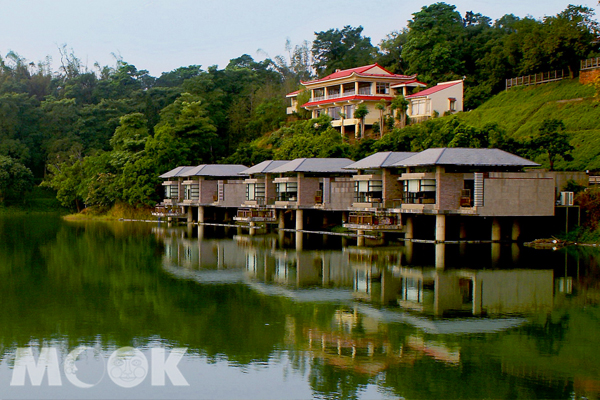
xmin=152 ymin=205 xmax=186 ymax=218
xmin=234 ymin=208 xmax=277 ymax=222
xmin=344 ymin=212 xmax=403 ymax=230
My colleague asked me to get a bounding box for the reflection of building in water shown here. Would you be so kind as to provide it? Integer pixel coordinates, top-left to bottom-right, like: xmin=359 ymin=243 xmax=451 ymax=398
xmin=157 ymin=228 xmax=554 ymax=317
xmin=392 ymin=267 xmax=554 ymax=316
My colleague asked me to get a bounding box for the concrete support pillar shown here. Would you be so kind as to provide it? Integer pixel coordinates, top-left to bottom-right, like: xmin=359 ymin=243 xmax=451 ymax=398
xmin=278 ymin=210 xmax=285 ymax=230
xmin=511 ymin=219 xmax=521 ymax=242
xmin=405 ymin=215 xmax=414 ymax=240
xmin=223 ymin=210 xmax=230 ymax=223
xmin=492 ymin=218 xmax=501 ymax=242
xmin=187 ymin=206 xmax=193 ymax=224
xmin=357 ymin=230 xmax=365 ymax=247
xmin=435 ymin=243 xmax=445 ymax=270
xmin=197 ymin=225 xmax=204 ymax=241
xmin=197 ymin=206 xmax=205 ymax=224
xmin=278 ymin=230 xmax=285 ymax=248
xmin=404 ymin=241 xmax=414 ymax=265
xmin=435 ymin=214 xmax=446 ymax=243
xmin=511 ymin=243 xmax=520 ymax=263
xmin=295 ymin=209 xmax=304 ymax=231
xmin=249 ymin=221 xmax=256 ymax=236
xmin=295 ymin=232 xmax=303 ymax=250
xmin=472 ymin=278 xmax=482 ymax=316
xmin=491 ymin=243 xmax=501 ymax=267
xmin=459 ymin=221 xmax=467 ymax=240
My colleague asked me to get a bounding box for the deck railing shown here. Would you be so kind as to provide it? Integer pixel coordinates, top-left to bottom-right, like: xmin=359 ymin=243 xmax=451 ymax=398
xmin=581 ymin=57 xmax=600 ymax=71
xmin=506 ymin=70 xmax=566 ymax=90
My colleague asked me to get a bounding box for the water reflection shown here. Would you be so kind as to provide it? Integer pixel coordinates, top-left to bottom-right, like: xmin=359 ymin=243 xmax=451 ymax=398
xmin=157 ymin=227 xmax=554 ymax=318
xmin=0 ymin=217 xmax=598 ymax=399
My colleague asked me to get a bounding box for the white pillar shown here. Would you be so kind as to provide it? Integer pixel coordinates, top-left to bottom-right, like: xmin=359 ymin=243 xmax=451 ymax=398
xmin=197 ymin=206 xmax=205 ymax=224
xmin=405 ymin=215 xmax=414 ymax=240
xmin=511 ymin=219 xmax=520 ymax=242
xmin=357 ymin=230 xmax=365 ymax=247
xmin=492 ymin=218 xmax=501 ymax=242
xmin=435 ymin=214 xmax=446 ymax=242
xmin=295 ymin=209 xmax=304 ymax=231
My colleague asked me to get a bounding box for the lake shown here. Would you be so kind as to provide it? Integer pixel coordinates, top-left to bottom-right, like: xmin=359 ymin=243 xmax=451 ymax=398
xmin=0 ymin=215 xmax=598 ymax=399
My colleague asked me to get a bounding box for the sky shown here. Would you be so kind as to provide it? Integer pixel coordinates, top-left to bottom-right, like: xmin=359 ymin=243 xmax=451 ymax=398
xmin=0 ymin=0 xmax=598 ymax=77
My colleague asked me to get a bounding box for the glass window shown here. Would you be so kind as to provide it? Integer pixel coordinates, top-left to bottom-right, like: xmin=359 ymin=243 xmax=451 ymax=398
xmin=376 ymin=82 xmax=390 ymax=94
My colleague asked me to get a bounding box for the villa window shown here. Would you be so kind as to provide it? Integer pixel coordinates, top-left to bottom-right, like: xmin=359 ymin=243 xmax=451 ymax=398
xmin=402 ymin=179 xmax=436 ymax=204
xmin=327 ymin=86 xmax=340 ymax=99
xmin=276 ymin=182 xmax=298 ymax=202
xmin=328 ymin=106 xmax=341 ymax=120
xmin=354 ymin=180 xmax=383 ymax=203
xmin=313 ymin=89 xmax=324 ymax=101
xmin=344 ymin=105 xmax=354 ymax=119
xmin=358 ymin=82 xmax=371 ymax=95
xmin=449 ymin=97 xmax=456 ymax=111
xmin=410 ymin=99 xmax=431 ymax=116
xmin=183 ymin=183 xmax=199 ymax=200
xmin=343 ymin=83 xmax=355 ymax=95
xmin=165 ymin=184 xmax=178 ymax=199
xmin=376 ymin=82 xmax=390 ymax=94
xmin=246 ymin=182 xmax=265 ymax=203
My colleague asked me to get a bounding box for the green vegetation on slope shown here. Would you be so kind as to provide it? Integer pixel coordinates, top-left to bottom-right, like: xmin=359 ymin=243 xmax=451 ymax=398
xmin=456 ymin=78 xmax=600 ymax=170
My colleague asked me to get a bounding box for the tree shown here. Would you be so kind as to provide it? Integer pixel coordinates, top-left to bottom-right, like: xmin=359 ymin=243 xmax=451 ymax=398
xmin=402 ymin=3 xmax=465 ymax=82
xmin=375 ymin=101 xmax=386 ymax=138
xmin=312 ymin=26 xmax=376 ymax=77
xmin=0 ymin=156 xmax=34 ymax=204
xmin=390 ymin=95 xmax=409 ymax=128
xmin=353 ymin=104 xmax=369 ymax=139
xmin=529 ymin=119 xmax=573 ymax=171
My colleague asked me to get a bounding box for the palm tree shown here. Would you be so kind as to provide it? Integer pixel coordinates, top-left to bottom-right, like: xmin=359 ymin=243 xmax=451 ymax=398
xmin=353 ymin=104 xmax=369 ymax=139
xmin=375 ymin=100 xmax=386 ymax=138
xmin=391 ymin=95 xmax=409 ymax=129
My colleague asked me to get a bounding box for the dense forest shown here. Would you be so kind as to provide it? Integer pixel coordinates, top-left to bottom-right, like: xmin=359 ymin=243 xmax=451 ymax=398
xmin=0 ymin=2 xmax=598 ymax=210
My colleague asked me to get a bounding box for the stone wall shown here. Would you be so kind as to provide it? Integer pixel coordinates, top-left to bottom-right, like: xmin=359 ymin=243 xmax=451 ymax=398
xmin=480 ymin=176 xmax=555 ymax=216
xmin=580 ymin=68 xmax=600 ymax=85
xmin=328 ymin=177 xmax=354 ymax=210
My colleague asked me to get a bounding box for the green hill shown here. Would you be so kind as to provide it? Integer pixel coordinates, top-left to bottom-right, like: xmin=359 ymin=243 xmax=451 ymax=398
xmin=457 ymin=78 xmax=600 ymax=170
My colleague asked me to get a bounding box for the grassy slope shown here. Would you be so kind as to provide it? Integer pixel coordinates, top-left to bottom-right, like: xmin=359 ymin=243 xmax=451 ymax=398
xmin=457 ymin=78 xmax=600 ymax=170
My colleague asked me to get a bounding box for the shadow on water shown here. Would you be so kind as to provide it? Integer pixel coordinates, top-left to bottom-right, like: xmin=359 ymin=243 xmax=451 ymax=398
xmin=0 ymin=217 xmax=599 ymax=399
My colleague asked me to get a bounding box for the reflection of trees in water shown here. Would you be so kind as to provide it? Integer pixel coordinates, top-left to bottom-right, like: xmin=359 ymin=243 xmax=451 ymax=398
xmin=521 ymin=313 xmax=570 ymax=356
xmin=1 ymin=218 xmax=598 ymax=399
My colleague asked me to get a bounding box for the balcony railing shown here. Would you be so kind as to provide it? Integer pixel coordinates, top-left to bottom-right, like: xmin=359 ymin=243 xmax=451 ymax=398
xmin=348 ymin=213 xmax=399 ymax=226
xmin=277 ymin=193 xmax=298 ymax=202
xmin=358 ymin=87 xmax=372 ymax=95
xmin=402 ymin=193 xmax=436 ymax=204
xmin=236 ymin=209 xmax=276 ymax=220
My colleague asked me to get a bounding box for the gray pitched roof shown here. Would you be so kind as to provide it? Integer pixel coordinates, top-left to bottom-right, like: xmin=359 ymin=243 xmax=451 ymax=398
xmin=159 ymin=166 xmax=195 ymax=179
xmin=269 ymin=158 xmax=356 ymax=174
xmin=345 ymin=152 xmax=416 ymax=170
xmin=240 ymin=160 xmax=290 ymax=175
xmin=182 ymin=164 xmax=248 ymax=177
xmin=392 ymin=148 xmax=540 ymax=167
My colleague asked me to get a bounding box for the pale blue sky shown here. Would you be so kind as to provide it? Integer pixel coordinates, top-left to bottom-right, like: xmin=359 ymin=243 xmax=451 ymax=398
xmin=0 ymin=0 xmax=597 ymax=76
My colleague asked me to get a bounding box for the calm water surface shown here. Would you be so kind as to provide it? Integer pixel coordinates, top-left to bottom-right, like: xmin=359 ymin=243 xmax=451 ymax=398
xmin=0 ymin=215 xmax=599 ymax=399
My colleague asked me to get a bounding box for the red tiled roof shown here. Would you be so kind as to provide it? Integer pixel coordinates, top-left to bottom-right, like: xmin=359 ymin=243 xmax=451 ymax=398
xmin=302 ymin=95 xmax=392 ymax=108
xmin=286 ymin=90 xmax=302 ymax=97
xmin=406 ymin=81 xmax=462 ymax=99
xmin=302 ymin=63 xmax=414 ymax=85
xmin=390 ymin=79 xmax=427 ymax=88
